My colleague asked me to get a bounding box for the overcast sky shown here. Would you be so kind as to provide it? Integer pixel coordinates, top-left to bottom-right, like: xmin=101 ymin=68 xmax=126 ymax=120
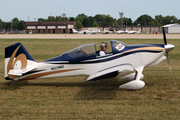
xmin=1 ymin=0 xmax=180 ymax=22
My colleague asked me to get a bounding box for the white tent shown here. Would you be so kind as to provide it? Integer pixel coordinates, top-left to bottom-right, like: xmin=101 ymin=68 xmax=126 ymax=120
xmin=162 ymin=24 xmax=180 ymax=33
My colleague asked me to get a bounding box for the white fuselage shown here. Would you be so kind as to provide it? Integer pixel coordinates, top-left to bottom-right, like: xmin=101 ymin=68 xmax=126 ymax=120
xmin=16 ymin=50 xmax=165 ymax=81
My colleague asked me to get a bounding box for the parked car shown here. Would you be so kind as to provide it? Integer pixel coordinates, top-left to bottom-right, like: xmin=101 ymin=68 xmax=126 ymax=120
xmin=19 ymin=31 xmax=24 ymax=34
xmin=8 ymin=31 xmax=13 ymax=34
xmin=14 ymin=30 xmax=20 ymax=34
xmin=0 ymin=31 xmax=6 ymax=34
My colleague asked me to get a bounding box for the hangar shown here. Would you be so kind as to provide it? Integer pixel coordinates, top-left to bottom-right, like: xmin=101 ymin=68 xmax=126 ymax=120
xmin=162 ymin=24 xmax=180 ymax=33
xmin=26 ymin=21 xmax=76 ymax=34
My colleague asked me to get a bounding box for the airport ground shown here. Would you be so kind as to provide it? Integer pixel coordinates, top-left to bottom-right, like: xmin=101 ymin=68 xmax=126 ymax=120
xmin=1 ymin=33 xmax=180 ymax=39
xmin=0 ymin=37 xmax=179 ymax=119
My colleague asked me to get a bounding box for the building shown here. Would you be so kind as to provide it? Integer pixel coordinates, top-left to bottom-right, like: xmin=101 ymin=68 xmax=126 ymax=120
xmin=26 ymin=21 xmax=76 ymax=34
xmin=162 ymin=24 xmax=180 ymax=33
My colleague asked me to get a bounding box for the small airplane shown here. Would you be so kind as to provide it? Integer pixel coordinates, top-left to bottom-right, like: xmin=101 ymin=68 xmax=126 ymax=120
xmin=101 ymin=28 xmax=115 ymax=34
xmin=72 ymin=29 xmax=98 ymax=34
xmin=85 ymin=29 xmax=98 ymax=34
xmin=116 ymin=30 xmax=127 ymax=34
xmin=72 ymin=29 xmax=85 ymax=34
xmin=5 ymin=28 xmax=174 ymax=90
xmin=126 ymin=29 xmax=141 ymax=34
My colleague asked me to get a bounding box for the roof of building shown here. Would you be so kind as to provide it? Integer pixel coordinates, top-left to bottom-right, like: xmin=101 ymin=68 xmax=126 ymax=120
xmin=162 ymin=23 xmax=180 ymax=27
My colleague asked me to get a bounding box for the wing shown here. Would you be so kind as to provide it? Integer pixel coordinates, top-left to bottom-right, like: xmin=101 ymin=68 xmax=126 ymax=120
xmin=86 ymin=64 xmax=134 ymax=81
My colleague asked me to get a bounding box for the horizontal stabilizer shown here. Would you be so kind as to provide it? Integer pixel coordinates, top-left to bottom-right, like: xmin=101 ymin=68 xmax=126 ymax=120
xmin=8 ymin=69 xmax=22 ymax=76
xmin=8 ymin=64 xmax=37 ymax=76
xmin=86 ymin=64 xmax=134 ymax=81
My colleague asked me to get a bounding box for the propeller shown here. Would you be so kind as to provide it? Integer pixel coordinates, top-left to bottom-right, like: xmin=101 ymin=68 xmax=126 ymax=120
xmin=166 ymin=52 xmax=171 ymax=71
xmin=162 ymin=27 xmax=174 ymax=71
xmin=163 ymin=27 xmax=167 ymax=45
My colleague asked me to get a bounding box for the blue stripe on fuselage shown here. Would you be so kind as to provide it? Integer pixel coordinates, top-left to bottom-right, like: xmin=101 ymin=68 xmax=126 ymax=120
xmin=80 ymin=50 xmax=163 ymax=64
xmin=44 ymin=44 xmax=165 ymax=64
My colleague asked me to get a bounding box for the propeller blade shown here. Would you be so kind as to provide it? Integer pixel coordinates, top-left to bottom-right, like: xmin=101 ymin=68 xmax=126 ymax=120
xmin=166 ymin=52 xmax=171 ymax=71
xmin=162 ymin=27 xmax=167 ymax=45
xmin=163 ymin=28 xmax=175 ymax=71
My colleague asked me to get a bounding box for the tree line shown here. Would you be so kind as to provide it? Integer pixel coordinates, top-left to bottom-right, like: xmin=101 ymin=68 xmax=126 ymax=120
xmin=0 ymin=14 xmax=180 ymax=31
xmin=0 ymin=18 xmax=25 ymax=31
xmin=75 ymin=14 xmax=180 ymax=29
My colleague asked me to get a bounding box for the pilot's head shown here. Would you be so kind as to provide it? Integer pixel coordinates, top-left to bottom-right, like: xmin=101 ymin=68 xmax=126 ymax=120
xmin=100 ymin=42 xmax=108 ymax=51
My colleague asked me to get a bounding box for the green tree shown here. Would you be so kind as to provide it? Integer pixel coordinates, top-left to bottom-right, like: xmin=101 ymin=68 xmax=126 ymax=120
xmin=106 ymin=15 xmax=114 ymax=26
xmin=64 ymin=17 xmax=69 ymax=21
xmin=38 ymin=18 xmax=47 ymax=22
xmin=82 ymin=18 xmax=91 ymax=27
xmin=148 ymin=19 xmax=161 ymax=26
xmin=155 ymin=15 xmax=164 ymax=25
xmin=69 ymin=17 xmax=75 ymax=21
xmin=92 ymin=20 xmax=98 ymax=27
xmin=94 ymin=14 xmax=106 ymax=22
xmin=55 ymin=16 xmax=61 ymax=21
xmin=94 ymin=14 xmax=107 ymax=26
xmin=12 ymin=17 xmax=19 ymax=30
xmin=76 ymin=20 xmax=83 ymax=30
xmin=125 ymin=18 xmax=133 ymax=26
xmin=48 ymin=16 xmax=55 ymax=21
xmin=18 ymin=20 xmax=25 ymax=30
xmin=155 ymin=15 xmax=178 ymax=26
xmin=4 ymin=22 xmax=11 ymax=30
xmin=165 ymin=15 xmax=178 ymax=24
xmin=75 ymin=13 xmax=88 ymax=23
xmin=117 ymin=17 xmax=132 ymax=26
xmin=113 ymin=21 xmax=119 ymax=26
xmin=0 ymin=19 xmax=4 ymax=31
xmin=134 ymin=14 xmax=153 ymax=26
xmin=88 ymin=16 xmax=95 ymax=26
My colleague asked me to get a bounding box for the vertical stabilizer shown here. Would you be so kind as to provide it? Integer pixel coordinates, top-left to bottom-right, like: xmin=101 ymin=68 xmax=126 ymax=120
xmin=5 ymin=42 xmax=36 ymax=80
xmin=137 ymin=29 xmax=141 ymax=33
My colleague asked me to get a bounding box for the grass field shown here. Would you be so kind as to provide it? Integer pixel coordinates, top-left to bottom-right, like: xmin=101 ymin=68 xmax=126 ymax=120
xmin=0 ymin=38 xmax=180 ymax=119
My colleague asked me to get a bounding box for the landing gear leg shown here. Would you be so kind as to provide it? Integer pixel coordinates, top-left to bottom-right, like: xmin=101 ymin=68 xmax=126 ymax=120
xmin=119 ymin=66 xmax=145 ymax=90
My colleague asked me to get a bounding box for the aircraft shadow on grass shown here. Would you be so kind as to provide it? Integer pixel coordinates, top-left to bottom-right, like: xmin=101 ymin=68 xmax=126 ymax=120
xmin=1 ymin=78 xmax=127 ymax=99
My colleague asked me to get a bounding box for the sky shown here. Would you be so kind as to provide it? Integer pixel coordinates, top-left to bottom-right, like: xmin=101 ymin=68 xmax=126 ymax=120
xmin=1 ymin=0 xmax=180 ymax=22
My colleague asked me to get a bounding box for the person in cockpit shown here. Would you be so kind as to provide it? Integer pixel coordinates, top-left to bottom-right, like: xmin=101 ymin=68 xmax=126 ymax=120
xmin=99 ymin=42 xmax=108 ymax=56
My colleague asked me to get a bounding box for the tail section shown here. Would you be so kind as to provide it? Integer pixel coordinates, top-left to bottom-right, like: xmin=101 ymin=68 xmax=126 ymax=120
xmin=72 ymin=29 xmax=77 ymax=33
xmin=137 ymin=29 xmax=141 ymax=33
xmin=5 ymin=42 xmax=36 ymax=80
xmin=97 ymin=29 xmax=101 ymax=33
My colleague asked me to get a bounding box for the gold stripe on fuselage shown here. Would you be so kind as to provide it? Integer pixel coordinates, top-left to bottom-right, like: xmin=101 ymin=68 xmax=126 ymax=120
xmin=121 ymin=47 xmax=164 ymax=54
xmin=20 ymin=68 xmax=84 ymax=80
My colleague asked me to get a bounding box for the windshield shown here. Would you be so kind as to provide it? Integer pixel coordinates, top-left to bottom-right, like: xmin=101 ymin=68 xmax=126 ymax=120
xmin=63 ymin=43 xmax=97 ymax=62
